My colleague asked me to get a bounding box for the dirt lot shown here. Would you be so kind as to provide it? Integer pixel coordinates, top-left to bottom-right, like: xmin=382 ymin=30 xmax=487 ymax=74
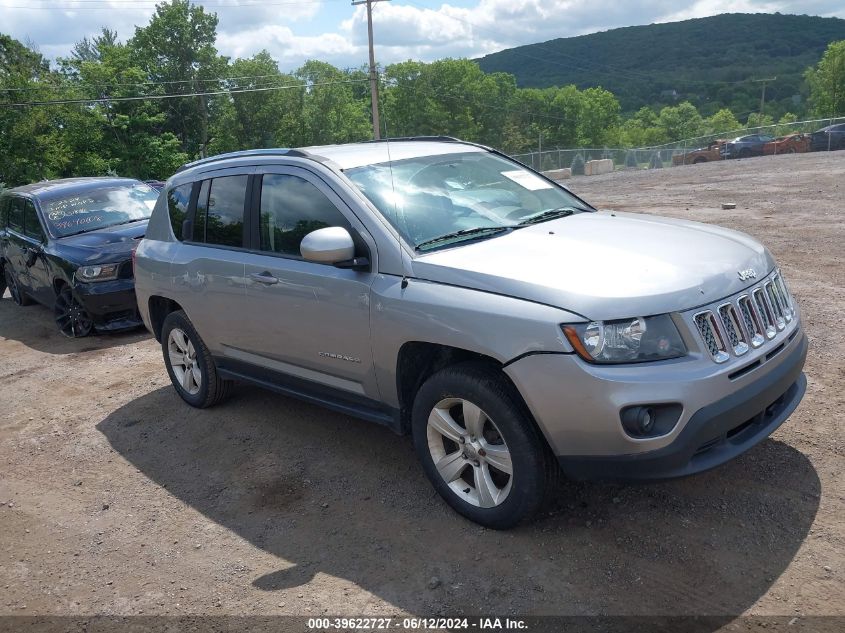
xmin=0 ymin=152 xmax=842 ymax=625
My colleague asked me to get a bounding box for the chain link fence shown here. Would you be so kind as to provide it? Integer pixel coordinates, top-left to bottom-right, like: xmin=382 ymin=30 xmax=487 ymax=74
xmin=510 ymin=116 xmax=845 ymax=173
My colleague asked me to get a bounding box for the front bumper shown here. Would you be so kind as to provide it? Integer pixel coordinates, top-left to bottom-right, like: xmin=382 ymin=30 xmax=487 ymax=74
xmin=73 ymin=278 xmax=143 ymax=331
xmin=558 ymin=333 xmax=806 ymax=480
xmin=505 ymin=317 xmax=807 ymax=481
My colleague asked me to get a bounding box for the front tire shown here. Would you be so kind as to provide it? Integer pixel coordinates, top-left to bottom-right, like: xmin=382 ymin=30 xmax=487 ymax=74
xmin=411 ymin=362 xmax=555 ymax=529
xmin=54 ymin=286 xmax=94 ymax=338
xmin=161 ymin=310 xmax=232 ymax=408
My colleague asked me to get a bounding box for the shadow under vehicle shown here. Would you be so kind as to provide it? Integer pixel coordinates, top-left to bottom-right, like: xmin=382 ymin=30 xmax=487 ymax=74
xmin=0 ymin=178 xmax=157 ymax=337
xmin=98 ymin=385 xmax=820 ymax=622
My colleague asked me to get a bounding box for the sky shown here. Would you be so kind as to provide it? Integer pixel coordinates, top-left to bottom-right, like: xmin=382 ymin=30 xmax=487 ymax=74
xmin=2 ymin=0 xmax=845 ymax=70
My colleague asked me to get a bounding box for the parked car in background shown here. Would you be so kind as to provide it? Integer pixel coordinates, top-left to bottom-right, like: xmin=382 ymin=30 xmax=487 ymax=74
xmin=0 ymin=178 xmax=158 ymax=337
xmin=809 ymin=123 xmax=845 ymax=151
xmin=721 ymin=134 xmax=776 ymax=159
xmin=134 ymin=139 xmax=806 ymax=529
xmin=672 ymin=139 xmax=726 ymax=165
xmin=762 ymin=133 xmax=810 ymax=155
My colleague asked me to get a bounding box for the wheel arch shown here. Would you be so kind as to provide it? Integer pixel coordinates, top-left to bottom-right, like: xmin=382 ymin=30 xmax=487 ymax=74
xmin=395 ymin=341 xmax=536 ymax=437
xmin=148 ymin=295 xmax=185 ymax=343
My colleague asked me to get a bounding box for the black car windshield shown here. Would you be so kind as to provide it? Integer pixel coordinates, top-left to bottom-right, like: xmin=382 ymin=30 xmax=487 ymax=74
xmin=42 ymin=182 xmax=158 ymax=237
xmin=345 ymin=151 xmax=590 ymax=250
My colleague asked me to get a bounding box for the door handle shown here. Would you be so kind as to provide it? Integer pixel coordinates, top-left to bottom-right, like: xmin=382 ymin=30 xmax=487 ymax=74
xmin=250 ymin=272 xmax=279 ymax=285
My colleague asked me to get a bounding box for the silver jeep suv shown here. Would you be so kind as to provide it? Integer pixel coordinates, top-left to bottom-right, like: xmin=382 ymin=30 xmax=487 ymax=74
xmin=134 ymin=138 xmax=807 ymax=528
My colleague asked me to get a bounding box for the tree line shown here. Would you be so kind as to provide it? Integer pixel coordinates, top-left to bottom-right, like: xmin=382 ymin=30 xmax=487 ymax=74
xmin=1 ymin=0 xmax=843 ymax=188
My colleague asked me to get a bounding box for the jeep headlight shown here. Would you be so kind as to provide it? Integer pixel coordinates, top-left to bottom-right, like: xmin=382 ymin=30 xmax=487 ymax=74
xmin=562 ymin=315 xmax=686 ymax=364
xmin=76 ymin=263 xmax=120 ymax=282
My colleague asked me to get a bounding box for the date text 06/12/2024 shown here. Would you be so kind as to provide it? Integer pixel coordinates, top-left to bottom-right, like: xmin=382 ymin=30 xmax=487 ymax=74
xmin=306 ymin=617 xmax=528 ymax=630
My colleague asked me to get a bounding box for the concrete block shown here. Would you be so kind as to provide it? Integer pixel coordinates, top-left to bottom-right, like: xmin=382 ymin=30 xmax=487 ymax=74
xmin=542 ymin=168 xmax=572 ymax=180
xmin=585 ymin=159 xmax=614 ymax=176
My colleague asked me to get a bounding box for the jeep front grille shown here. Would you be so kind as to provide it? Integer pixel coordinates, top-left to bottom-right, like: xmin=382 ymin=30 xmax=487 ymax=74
xmin=693 ymin=270 xmax=796 ymax=363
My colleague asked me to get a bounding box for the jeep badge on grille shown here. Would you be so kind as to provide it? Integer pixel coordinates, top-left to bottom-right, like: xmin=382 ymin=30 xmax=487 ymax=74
xmin=738 ymin=268 xmax=757 ymax=281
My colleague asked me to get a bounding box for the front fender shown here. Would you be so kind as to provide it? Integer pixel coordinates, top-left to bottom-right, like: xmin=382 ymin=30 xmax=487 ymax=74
xmin=370 ymin=274 xmax=582 ymax=408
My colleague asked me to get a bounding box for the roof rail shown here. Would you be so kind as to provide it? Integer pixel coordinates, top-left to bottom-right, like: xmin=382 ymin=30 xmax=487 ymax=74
xmin=360 ymin=136 xmax=463 ymax=144
xmin=175 ymin=148 xmax=310 ymax=173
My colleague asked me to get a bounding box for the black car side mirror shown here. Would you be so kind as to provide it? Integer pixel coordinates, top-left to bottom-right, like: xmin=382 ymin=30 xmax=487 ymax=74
xmin=25 ymin=246 xmax=41 ymax=267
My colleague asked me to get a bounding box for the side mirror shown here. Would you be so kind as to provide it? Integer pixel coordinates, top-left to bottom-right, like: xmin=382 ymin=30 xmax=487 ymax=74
xmin=300 ymin=227 xmax=355 ymax=265
xmin=25 ymin=246 xmax=41 ymax=267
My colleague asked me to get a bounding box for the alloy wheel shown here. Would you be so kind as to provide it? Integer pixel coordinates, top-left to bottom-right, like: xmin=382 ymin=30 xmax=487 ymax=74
xmin=168 ymin=327 xmax=202 ymax=395
xmin=54 ymin=287 xmax=93 ymax=337
xmin=426 ymin=397 xmax=513 ymax=508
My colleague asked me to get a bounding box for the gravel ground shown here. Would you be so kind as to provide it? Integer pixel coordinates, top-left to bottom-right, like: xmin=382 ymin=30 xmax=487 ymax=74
xmin=0 ymin=152 xmax=842 ymax=625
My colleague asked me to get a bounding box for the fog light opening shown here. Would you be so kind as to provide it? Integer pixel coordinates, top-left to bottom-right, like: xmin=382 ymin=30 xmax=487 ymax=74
xmin=620 ymin=403 xmax=682 ymax=439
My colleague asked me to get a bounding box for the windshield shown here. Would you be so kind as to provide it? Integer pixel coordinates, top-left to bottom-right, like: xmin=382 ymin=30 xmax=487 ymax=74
xmin=345 ymin=151 xmax=590 ymax=250
xmin=42 ymin=182 xmax=158 ymax=237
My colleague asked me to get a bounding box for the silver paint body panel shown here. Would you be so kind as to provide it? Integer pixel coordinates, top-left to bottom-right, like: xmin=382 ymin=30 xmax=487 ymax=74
xmin=134 ymin=140 xmax=803 ymax=458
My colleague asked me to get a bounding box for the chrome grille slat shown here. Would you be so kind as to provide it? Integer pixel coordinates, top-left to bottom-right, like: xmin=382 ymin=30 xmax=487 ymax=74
xmin=694 ymin=311 xmax=729 ymax=363
xmin=718 ymin=303 xmax=749 ymax=356
xmin=737 ymin=295 xmax=765 ymax=348
xmin=753 ymin=287 xmax=777 ymax=339
xmin=693 ymin=271 xmax=796 ymax=363
xmin=764 ymin=281 xmax=786 ymax=330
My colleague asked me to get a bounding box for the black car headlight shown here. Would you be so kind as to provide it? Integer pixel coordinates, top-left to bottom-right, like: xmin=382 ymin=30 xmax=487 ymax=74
xmin=76 ymin=263 xmax=120 ymax=282
xmin=562 ymin=315 xmax=686 ymax=364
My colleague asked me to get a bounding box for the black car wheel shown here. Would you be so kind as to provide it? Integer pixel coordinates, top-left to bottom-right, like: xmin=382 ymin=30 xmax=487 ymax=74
xmin=738 ymin=147 xmax=752 ymax=158
xmin=4 ymin=266 xmax=32 ymax=306
xmin=54 ymin=286 xmax=94 ymax=337
xmin=693 ymin=156 xmax=707 ymax=164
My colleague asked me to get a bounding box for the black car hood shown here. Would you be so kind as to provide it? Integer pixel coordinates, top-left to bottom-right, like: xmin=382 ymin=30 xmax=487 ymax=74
xmin=52 ymin=220 xmax=147 ymax=264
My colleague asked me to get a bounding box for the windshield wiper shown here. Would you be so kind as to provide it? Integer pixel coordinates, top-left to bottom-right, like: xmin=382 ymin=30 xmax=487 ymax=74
xmin=416 ymin=226 xmax=510 ymax=251
xmin=517 ymin=207 xmax=581 ymax=226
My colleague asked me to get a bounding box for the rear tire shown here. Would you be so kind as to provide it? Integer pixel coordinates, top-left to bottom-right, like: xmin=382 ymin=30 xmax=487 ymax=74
xmin=411 ymin=362 xmax=555 ymax=529
xmin=161 ymin=310 xmax=233 ymax=408
xmin=4 ymin=266 xmax=32 ymax=306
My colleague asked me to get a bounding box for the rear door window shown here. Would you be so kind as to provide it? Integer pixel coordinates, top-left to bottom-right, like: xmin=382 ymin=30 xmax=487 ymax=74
xmin=167 ymin=183 xmax=192 ymax=241
xmin=8 ymin=198 xmax=24 ymax=232
xmin=200 ymin=175 xmax=248 ymax=248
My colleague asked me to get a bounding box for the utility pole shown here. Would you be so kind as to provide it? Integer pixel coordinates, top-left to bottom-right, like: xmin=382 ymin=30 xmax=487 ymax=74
xmin=352 ymin=0 xmax=389 ymax=140
xmin=752 ymin=77 xmax=777 ymax=125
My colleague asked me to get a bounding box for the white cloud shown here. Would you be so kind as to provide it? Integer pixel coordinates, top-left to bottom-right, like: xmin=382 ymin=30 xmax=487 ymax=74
xmin=2 ymin=0 xmax=844 ymax=70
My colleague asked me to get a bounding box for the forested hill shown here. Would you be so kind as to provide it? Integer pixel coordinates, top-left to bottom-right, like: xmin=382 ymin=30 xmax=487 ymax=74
xmin=477 ymin=13 xmax=845 ymax=116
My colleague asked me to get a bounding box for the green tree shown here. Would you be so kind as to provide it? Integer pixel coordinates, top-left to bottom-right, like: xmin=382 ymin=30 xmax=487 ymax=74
xmin=296 ymin=60 xmax=370 ymax=145
xmin=656 ymin=101 xmax=703 ymax=142
xmin=806 ymin=40 xmax=845 ymax=118
xmin=577 ymin=87 xmax=621 ymax=146
xmin=705 ymin=108 xmax=741 ymax=136
xmin=129 ymin=0 xmax=228 ymax=156
xmin=620 ymin=106 xmax=666 ymax=146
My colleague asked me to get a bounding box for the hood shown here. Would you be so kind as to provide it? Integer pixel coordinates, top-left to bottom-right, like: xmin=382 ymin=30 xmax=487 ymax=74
xmin=53 ymin=220 xmax=147 ymax=264
xmin=412 ymin=211 xmax=774 ymax=321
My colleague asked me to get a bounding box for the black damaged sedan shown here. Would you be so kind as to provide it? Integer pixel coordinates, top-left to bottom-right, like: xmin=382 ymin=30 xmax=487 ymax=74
xmin=0 ymin=178 xmax=159 ymax=337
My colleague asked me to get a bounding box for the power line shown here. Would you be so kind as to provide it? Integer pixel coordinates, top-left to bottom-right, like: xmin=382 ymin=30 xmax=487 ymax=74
xmin=0 ymin=69 xmax=366 ymax=93
xmin=0 ymin=78 xmax=368 ymax=107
